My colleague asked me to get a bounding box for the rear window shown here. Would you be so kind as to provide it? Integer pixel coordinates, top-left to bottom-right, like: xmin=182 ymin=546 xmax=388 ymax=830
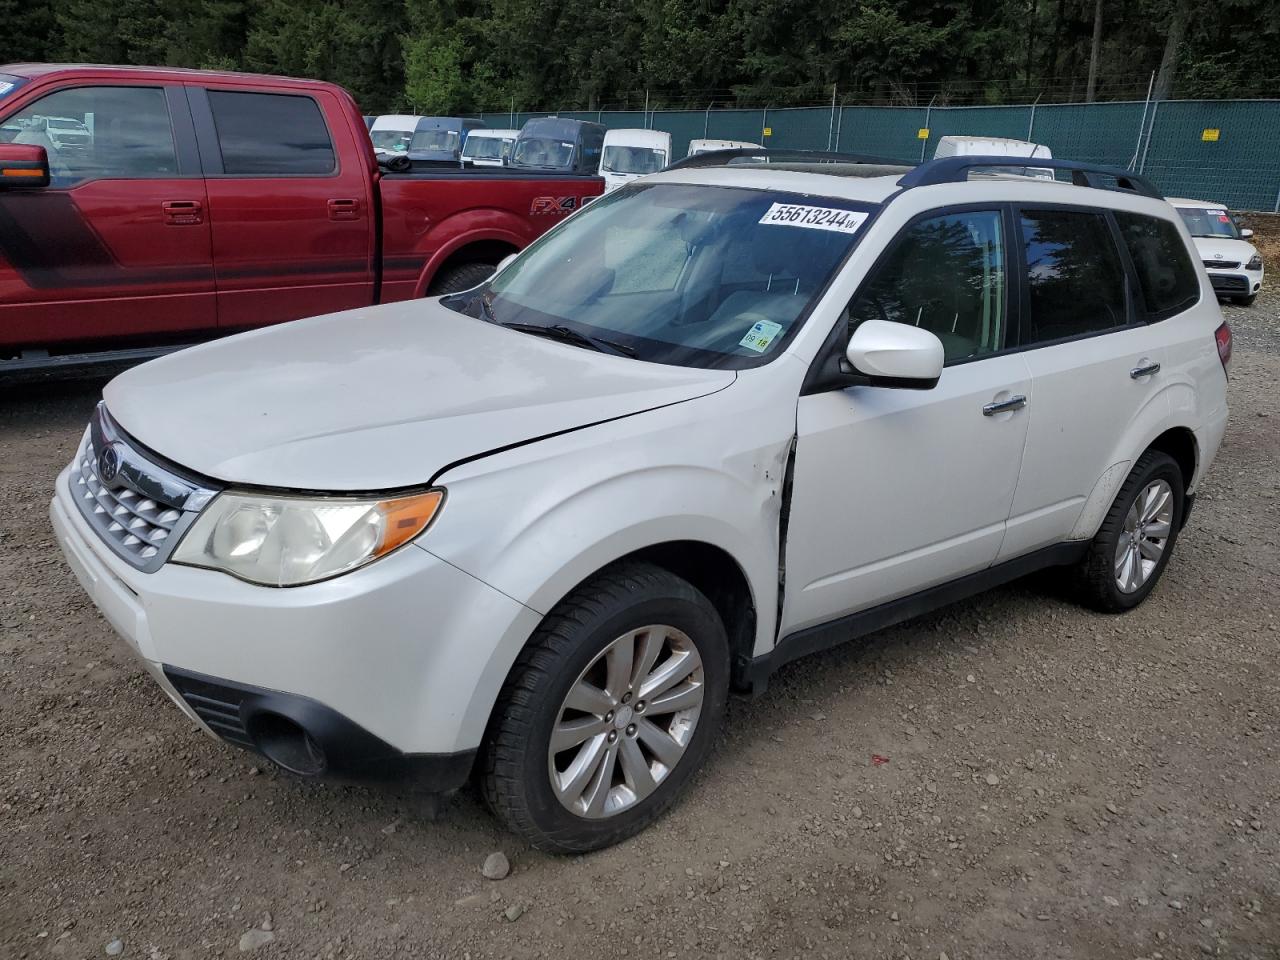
xmin=1019 ymin=209 xmax=1130 ymax=345
xmin=207 ymin=91 xmax=335 ymax=176
xmin=1114 ymin=212 xmax=1199 ymax=318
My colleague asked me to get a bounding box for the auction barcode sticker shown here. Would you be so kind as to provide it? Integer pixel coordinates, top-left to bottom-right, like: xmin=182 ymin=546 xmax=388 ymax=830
xmin=759 ymin=203 xmax=868 ymax=234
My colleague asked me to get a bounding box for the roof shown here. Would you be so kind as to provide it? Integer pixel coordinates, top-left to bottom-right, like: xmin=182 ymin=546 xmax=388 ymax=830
xmin=603 ymin=128 xmax=671 ymax=147
xmin=1167 ymin=197 xmax=1226 ymax=208
xmin=0 ymin=63 xmax=336 ymax=90
xmin=647 ymin=165 xmax=905 ymax=204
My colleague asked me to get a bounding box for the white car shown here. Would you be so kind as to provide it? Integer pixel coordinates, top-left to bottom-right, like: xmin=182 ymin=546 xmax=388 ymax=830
xmin=1169 ymin=197 xmax=1264 ymax=306
xmin=52 ymin=154 xmax=1230 ymax=853
xmin=460 ymin=128 xmax=518 ymax=167
xmin=599 ymin=128 xmax=671 ymax=192
xmin=686 ymin=137 xmax=761 ymax=157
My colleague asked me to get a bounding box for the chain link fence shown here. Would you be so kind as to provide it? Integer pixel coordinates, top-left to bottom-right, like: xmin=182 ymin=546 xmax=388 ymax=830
xmin=478 ymin=99 xmax=1280 ymax=211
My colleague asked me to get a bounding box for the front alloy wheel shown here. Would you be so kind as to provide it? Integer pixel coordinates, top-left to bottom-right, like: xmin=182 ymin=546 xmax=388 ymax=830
xmin=549 ymin=625 xmax=704 ymax=819
xmin=481 ymin=562 xmax=729 ymax=853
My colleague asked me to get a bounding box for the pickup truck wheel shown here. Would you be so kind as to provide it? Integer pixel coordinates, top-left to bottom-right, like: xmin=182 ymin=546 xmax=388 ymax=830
xmin=1073 ymin=450 xmax=1183 ymax=613
xmin=428 ymin=262 xmax=496 ymax=296
xmin=480 ymin=561 xmax=729 ymax=853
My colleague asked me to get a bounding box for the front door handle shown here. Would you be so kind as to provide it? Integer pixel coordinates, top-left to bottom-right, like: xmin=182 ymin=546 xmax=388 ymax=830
xmin=162 ymin=200 xmax=203 ymax=225
xmin=983 ymin=394 xmax=1028 ymax=416
xmin=1130 ymin=359 xmax=1161 ymax=379
xmin=328 ymin=198 xmax=360 ymax=221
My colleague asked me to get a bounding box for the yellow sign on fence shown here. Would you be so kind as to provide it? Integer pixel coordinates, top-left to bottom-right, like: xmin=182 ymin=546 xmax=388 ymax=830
xmin=917 ymin=128 xmax=930 ymax=140
xmin=1202 ymin=128 xmax=1221 ymax=142
xmin=762 ymin=127 xmax=772 ymax=137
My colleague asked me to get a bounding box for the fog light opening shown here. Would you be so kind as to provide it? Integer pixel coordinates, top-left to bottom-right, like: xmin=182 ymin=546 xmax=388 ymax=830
xmin=251 ymin=712 xmax=327 ymax=776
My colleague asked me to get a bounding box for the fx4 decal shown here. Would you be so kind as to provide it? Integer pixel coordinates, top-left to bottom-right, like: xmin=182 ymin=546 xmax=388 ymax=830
xmin=530 ymin=196 xmax=582 ymax=215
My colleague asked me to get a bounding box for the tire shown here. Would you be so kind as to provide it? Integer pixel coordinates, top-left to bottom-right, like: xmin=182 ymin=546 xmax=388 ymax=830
xmin=1232 ymin=294 xmax=1257 ymax=307
xmin=1073 ymin=450 xmax=1184 ymax=613
xmin=427 ymin=261 xmax=496 ymax=296
xmin=480 ymin=561 xmax=730 ymax=853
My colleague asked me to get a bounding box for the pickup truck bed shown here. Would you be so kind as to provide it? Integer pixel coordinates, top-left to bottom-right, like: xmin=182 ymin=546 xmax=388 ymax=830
xmin=0 ymin=64 xmax=604 ymax=370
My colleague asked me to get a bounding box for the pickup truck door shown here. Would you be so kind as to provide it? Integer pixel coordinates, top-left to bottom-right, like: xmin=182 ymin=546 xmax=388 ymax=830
xmin=188 ymin=86 xmax=376 ymax=330
xmin=0 ymin=83 xmax=215 ymax=352
xmin=780 ymin=208 xmax=1031 ymax=637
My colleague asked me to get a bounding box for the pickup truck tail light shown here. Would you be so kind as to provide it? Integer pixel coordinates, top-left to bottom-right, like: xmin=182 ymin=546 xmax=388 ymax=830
xmin=1214 ymin=321 xmax=1232 ymax=378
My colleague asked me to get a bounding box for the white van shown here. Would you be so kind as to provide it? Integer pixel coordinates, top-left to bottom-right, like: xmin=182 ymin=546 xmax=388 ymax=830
xmin=599 ymin=129 xmax=671 ymax=192
xmin=369 ymin=114 xmax=421 ymax=159
xmin=686 ymin=138 xmax=761 ymax=157
xmin=933 ymin=135 xmax=1054 ymax=179
xmin=461 ymin=128 xmax=518 ymax=167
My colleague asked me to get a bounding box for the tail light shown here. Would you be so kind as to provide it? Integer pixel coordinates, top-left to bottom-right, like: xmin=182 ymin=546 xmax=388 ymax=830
xmin=1214 ymin=321 xmax=1232 ymax=377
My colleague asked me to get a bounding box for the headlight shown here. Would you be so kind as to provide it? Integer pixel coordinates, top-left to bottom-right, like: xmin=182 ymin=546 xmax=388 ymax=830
xmin=172 ymin=489 xmax=444 ymax=586
xmin=1247 ymin=254 xmax=1263 ymax=271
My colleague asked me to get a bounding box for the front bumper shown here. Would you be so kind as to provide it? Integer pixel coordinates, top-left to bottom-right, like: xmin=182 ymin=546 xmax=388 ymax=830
xmin=1205 ymin=266 xmax=1263 ymax=298
xmin=51 ymin=464 xmax=542 ymax=780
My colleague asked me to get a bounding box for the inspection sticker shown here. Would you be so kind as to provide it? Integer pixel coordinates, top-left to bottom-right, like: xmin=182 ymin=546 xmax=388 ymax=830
xmin=759 ymin=203 xmax=868 ymax=235
xmin=739 ymin=319 xmax=784 ymax=353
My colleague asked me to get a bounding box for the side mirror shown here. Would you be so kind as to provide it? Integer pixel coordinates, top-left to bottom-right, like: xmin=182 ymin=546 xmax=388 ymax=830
xmin=1240 ymin=228 xmax=1254 ymax=239
xmin=0 ymin=143 xmax=50 ymax=189
xmin=845 ymin=319 xmax=944 ymax=389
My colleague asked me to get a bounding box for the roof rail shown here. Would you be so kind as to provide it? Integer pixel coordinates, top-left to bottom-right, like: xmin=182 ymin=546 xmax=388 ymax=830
xmin=665 ymin=148 xmax=906 ymax=172
xmin=898 ymin=156 xmax=1163 ymax=199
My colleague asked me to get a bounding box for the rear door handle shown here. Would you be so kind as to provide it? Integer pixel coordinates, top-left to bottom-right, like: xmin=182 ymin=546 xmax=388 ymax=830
xmin=328 ymin=198 xmax=360 ymax=221
xmin=1130 ymin=359 xmax=1161 ymax=379
xmin=983 ymin=394 xmax=1028 ymax=416
xmin=162 ymin=200 xmax=203 ymax=225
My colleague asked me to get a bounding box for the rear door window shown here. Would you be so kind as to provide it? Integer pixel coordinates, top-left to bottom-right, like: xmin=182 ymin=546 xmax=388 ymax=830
xmin=1018 ymin=209 xmax=1130 ymax=345
xmin=1113 ymin=212 xmax=1199 ymax=319
xmin=207 ymin=91 xmax=335 ymax=175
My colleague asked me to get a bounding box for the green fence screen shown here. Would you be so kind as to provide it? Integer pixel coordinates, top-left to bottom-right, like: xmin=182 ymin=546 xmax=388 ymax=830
xmin=482 ymin=98 xmax=1280 ymax=211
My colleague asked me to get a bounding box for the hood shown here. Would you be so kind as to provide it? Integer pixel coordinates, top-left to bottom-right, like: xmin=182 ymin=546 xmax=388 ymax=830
xmin=1189 ymin=236 xmax=1257 ymax=264
xmin=103 ymin=301 xmax=734 ymax=491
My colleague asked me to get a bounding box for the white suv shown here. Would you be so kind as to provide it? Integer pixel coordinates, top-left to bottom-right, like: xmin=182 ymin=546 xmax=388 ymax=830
xmin=1169 ymin=197 xmax=1264 ymax=306
xmin=51 ymin=155 xmax=1231 ymax=852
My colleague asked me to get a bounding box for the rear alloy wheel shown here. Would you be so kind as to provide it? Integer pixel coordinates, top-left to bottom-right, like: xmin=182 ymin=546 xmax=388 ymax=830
xmin=481 ymin=562 xmax=729 ymax=853
xmin=1074 ymin=450 xmax=1184 ymax=613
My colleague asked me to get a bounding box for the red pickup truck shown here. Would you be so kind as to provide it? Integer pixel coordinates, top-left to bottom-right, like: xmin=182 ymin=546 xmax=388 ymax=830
xmin=0 ymin=64 xmax=604 ymax=372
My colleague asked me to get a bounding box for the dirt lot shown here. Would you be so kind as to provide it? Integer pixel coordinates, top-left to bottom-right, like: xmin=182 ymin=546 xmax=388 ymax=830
xmin=2 ymin=294 xmax=1278 ymax=960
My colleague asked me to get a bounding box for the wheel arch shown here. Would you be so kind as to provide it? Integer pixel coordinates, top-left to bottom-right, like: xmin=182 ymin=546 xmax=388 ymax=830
xmin=472 ymin=538 xmax=760 ymax=750
xmin=414 ymin=226 xmax=525 ymax=296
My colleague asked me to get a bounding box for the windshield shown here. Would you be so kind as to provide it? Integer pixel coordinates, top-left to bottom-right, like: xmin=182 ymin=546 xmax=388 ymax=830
xmin=410 ymin=128 xmax=460 ymax=153
xmin=465 ymin=137 xmax=509 ymax=159
xmin=1177 ymin=206 xmax=1240 ymax=239
xmin=601 ymin=145 xmax=667 ymax=175
xmin=443 ymin=183 xmax=875 ymax=369
xmin=370 ymin=129 xmax=412 ymax=153
xmin=513 ymin=137 xmax=574 ymax=168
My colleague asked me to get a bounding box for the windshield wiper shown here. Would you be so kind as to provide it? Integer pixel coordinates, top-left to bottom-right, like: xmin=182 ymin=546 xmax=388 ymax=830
xmin=501 ymin=321 xmax=636 ymax=357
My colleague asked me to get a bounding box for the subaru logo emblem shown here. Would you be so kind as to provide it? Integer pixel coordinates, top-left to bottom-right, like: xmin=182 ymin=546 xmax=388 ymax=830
xmin=98 ymin=444 xmax=121 ymax=484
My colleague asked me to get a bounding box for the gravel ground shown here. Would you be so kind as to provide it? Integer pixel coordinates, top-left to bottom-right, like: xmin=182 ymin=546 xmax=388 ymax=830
xmin=2 ymin=295 xmax=1277 ymax=960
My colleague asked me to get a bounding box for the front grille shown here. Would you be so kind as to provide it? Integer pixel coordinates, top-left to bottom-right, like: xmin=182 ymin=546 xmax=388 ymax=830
xmin=1208 ymin=274 xmax=1248 ymax=292
xmin=165 ymin=670 xmax=255 ymax=749
xmin=71 ymin=404 xmax=218 ymax=573
xmin=1203 ymin=259 xmax=1241 ymax=270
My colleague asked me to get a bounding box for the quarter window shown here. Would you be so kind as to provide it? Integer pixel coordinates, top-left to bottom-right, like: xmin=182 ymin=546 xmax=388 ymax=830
xmin=5 ymin=86 xmax=176 ymax=185
xmin=847 ymin=210 xmax=1007 ymax=363
xmin=207 ymin=91 xmax=335 ymax=176
xmin=1019 ymin=210 xmax=1129 ymax=344
xmin=1114 ymin=212 xmax=1199 ymax=318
